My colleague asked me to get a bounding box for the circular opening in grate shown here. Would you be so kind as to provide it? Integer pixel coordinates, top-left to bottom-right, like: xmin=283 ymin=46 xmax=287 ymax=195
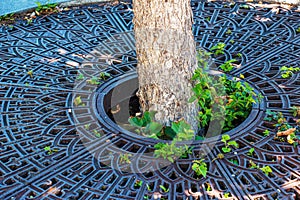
xmin=95 ymin=72 xmax=264 ymax=144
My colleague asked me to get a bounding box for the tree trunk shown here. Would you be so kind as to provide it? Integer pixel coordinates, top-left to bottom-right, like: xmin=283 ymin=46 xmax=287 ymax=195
xmin=133 ymin=0 xmax=199 ymax=131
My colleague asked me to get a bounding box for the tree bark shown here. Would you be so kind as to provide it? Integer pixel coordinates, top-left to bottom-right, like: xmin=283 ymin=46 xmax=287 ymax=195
xmin=133 ymin=0 xmax=199 ymax=131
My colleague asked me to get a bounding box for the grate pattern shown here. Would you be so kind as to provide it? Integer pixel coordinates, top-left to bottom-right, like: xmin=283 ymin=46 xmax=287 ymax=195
xmin=0 ymin=1 xmax=300 ymax=199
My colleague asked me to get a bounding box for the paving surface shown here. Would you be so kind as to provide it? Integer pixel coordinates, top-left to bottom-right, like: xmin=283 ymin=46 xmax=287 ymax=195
xmin=0 ymin=1 xmax=300 ymax=200
xmin=0 ymin=0 xmax=68 ymax=16
xmin=0 ymin=0 xmax=112 ymax=16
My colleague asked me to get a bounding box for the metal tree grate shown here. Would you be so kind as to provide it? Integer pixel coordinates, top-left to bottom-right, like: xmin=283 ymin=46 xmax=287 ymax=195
xmin=0 ymin=1 xmax=300 ymax=199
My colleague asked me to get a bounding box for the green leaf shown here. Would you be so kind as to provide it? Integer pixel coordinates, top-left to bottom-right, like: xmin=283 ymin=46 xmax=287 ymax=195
xmin=134 ymin=180 xmax=143 ymax=187
xmin=248 ymin=147 xmax=255 ymax=156
xmin=146 ymin=184 xmax=151 ymax=191
xmin=221 ymin=134 xmax=230 ymax=142
xmin=164 ymin=127 xmax=177 ymax=139
xmin=171 ymin=121 xmax=181 ymax=134
xmin=87 ymin=76 xmax=100 ymax=85
xmin=74 ymin=96 xmax=82 ymax=106
xmin=76 ymin=73 xmax=85 ymax=80
xmin=147 ymin=122 xmax=163 ymax=134
xmin=249 ymin=160 xmax=258 ymax=169
xmin=188 ymin=95 xmax=197 ymax=103
xmin=44 ymin=146 xmax=51 ymax=151
xmin=199 ymin=164 xmax=207 ymax=177
xmin=280 ymin=66 xmax=288 ymax=71
xmin=222 ymin=147 xmax=231 ymax=153
xmin=101 ymin=72 xmax=111 ymax=77
xmin=128 ymin=117 xmax=144 ymax=127
xmin=230 ymin=159 xmax=238 ymax=165
xmin=263 ymin=129 xmax=270 ymax=136
xmin=206 ymin=183 xmax=212 ymax=191
xmin=171 ymin=120 xmax=191 ymax=134
xmin=148 ymin=134 xmax=159 ymax=139
xmin=224 ymin=193 xmax=230 ymax=198
xmin=143 ymin=111 xmax=156 ymax=124
xmin=210 ymin=43 xmax=225 ymax=51
xmin=228 ymin=140 xmax=239 ymax=148
xmin=192 ymin=160 xmax=207 ymax=177
xmin=167 ymin=157 xmax=174 ymax=163
xmin=154 ymin=142 xmax=165 ymax=150
xmin=195 ymin=135 xmax=204 ymax=141
xmin=260 ymin=166 xmax=272 ymax=176
xmin=177 ymin=130 xmax=194 ymax=141
xmin=159 ymin=185 xmax=169 ymax=193
xmin=227 ymin=59 xmax=237 ymax=63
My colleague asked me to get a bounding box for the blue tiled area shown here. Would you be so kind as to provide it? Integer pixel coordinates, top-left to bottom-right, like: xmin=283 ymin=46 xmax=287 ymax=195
xmin=0 ymin=0 xmax=68 ymax=16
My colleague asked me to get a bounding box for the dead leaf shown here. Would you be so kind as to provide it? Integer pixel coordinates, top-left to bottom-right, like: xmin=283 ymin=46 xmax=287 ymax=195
xmin=277 ymin=128 xmax=296 ymax=137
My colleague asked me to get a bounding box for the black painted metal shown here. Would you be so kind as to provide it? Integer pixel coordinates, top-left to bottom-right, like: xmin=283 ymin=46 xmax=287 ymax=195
xmin=0 ymin=1 xmax=300 ymax=199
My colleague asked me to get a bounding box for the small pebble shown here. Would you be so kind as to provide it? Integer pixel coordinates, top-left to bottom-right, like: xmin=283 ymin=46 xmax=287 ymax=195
xmin=30 ymin=12 xmax=36 ymax=18
xmin=56 ymin=6 xmax=62 ymax=12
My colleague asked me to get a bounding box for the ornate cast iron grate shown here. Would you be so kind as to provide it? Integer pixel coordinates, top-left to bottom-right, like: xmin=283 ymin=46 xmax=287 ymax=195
xmin=0 ymin=1 xmax=300 ymax=199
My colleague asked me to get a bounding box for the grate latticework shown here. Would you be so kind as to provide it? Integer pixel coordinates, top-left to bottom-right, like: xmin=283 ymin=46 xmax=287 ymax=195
xmin=0 ymin=1 xmax=300 ymax=199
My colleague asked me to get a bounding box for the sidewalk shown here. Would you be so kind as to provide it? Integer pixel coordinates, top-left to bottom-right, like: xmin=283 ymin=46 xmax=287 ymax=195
xmin=0 ymin=0 xmax=67 ymax=16
xmin=0 ymin=0 xmax=110 ymax=16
